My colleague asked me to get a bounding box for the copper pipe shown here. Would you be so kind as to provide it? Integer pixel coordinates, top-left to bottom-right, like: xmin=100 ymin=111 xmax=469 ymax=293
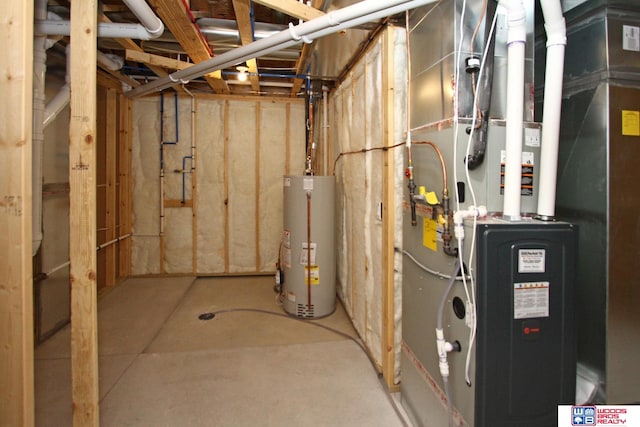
xmin=414 ymin=141 xmax=448 ymax=196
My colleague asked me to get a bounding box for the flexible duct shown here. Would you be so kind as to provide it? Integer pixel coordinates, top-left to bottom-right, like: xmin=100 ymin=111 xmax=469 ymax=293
xmin=126 ymin=0 xmax=440 ymax=97
xmin=536 ymin=0 xmax=566 ymax=220
xmin=499 ymin=0 xmax=526 ymax=220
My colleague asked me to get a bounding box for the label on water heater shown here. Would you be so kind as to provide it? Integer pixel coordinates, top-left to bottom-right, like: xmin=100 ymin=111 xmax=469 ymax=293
xmin=518 ymin=249 xmax=546 ymax=273
xmin=514 ymin=281 xmax=550 ymax=319
xmin=623 ymin=25 xmax=640 ymax=51
xmin=300 ymin=242 xmax=317 ymax=265
xmin=303 ymin=178 xmax=314 ymax=191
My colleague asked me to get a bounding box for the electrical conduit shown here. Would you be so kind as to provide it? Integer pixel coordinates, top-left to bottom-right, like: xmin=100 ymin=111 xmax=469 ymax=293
xmin=536 ymin=0 xmax=567 ymax=220
xmin=499 ymin=0 xmax=526 ymax=220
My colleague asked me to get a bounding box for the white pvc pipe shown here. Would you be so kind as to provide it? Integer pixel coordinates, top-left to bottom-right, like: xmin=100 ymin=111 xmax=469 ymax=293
xmin=123 ymin=0 xmax=164 ymax=38
xmin=126 ymin=0 xmax=439 ymax=97
xmin=32 ymin=0 xmax=48 ymax=256
xmin=500 ymin=0 xmax=526 ymax=220
xmin=536 ymin=0 xmax=567 ymax=219
xmin=97 ymin=51 xmax=125 ymax=71
xmin=44 ymin=44 xmax=70 ymax=128
xmin=36 ymin=20 xmax=162 ymax=40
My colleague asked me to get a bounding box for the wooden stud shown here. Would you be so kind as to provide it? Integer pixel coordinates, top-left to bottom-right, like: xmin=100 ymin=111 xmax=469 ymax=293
xmin=255 ymin=102 xmax=261 ymax=270
xmin=191 ymin=98 xmax=198 ymax=274
xmin=118 ymin=95 xmax=132 ymax=278
xmin=223 ymin=101 xmax=230 ymax=272
xmin=104 ymin=88 xmax=117 ymax=288
xmin=0 ymin=2 xmax=35 ymax=426
xmin=285 ymin=103 xmax=291 ymax=175
xmin=69 ymin=0 xmax=100 ymax=424
xmin=232 ymin=0 xmax=260 ymax=93
xmin=381 ymin=28 xmax=397 ymax=391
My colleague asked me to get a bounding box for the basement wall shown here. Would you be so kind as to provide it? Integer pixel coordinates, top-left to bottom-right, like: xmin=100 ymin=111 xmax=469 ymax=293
xmin=131 ymin=96 xmax=305 ymax=275
xmin=330 ymin=27 xmax=407 ymax=383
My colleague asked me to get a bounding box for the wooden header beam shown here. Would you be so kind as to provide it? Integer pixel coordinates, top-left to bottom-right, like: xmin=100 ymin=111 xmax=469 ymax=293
xmin=0 ymin=2 xmax=35 ymax=426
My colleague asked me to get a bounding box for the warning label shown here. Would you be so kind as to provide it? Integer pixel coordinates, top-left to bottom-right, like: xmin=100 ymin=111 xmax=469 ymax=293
xmin=499 ymin=151 xmax=535 ymax=196
xmin=514 ymin=281 xmax=550 ymax=319
xmin=304 ymin=266 xmax=320 ymax=285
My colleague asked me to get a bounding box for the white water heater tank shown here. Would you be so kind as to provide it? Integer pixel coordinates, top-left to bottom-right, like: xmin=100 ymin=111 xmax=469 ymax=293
xmin=281 ymin=175 xmax=336 ymax=318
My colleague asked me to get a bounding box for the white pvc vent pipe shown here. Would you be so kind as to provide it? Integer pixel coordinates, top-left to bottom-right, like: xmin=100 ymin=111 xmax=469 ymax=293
xmin=35 ymin=0 xmax=163 ymax=40
xmin=126 ymin=0 xmax=439 ymax=97
xmin=536 ymin=0 xmax=567 ymax=219
xmin=500 ymin=0 xmax=526 ymax=220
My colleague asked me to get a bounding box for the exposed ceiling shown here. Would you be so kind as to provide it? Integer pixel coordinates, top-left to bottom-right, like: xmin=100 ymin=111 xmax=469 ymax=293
xmin=43 ymin=0 xmax=399 ymax=97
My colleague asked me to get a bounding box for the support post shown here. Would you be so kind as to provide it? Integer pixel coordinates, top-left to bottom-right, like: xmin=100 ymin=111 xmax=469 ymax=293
xmin=0 ymin=2 xmax=35 ymax=426
xmin=69 ymin=0 xmax=100 ymax=424
xmin=381 ymin=28 xmax=398 ymax=391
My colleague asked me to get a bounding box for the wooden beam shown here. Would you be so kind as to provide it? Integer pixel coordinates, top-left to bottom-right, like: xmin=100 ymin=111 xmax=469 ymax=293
xmin=104 ymin=89 xmax=117 ymax=287
xmin=232 ymin=0 xmax=260 ymax=93
xmin=118 ymin=95 xmax=132 ymax=278
xmin=252 ymin=0 xmax=324 ymax=21
xmin=381 ymin=28 xmax=397 ymax=391
xmin=0 ymin=2 xmax=34 ymax=426
xmin=126 ymin=49 xmax=192 ymax=70
xmin=289 ymin=0 xmax=323 ymax=97
xmin=69 ymin=0 xmax=100 ymax=424
xmin=98 ymin=64 xmax=140 ymax=88
xmin=99 ymin=13 xmax=187 ymax=94
xmin=149 ymin=0 xmax=230 ymax=93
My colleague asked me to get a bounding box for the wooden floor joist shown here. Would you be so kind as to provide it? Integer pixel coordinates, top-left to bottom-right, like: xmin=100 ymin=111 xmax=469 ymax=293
xmin=232 ymin=0 xmax=260 ymax=93
xmin=149 ymin=0 xmax=230 ymax=94
xmin=69 ymin=0 xmax=100 ymax=425
xmin=0 ymin=3 xmax=35 ymax=426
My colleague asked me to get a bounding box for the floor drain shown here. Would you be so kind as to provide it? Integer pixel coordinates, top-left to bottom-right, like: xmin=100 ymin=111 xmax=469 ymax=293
xmin=198 ymin=312 xmax=215 ymax=321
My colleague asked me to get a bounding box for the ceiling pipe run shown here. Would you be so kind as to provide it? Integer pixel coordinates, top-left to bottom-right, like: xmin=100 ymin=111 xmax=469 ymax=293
xmin=536 ymin=0 xmax=567 ymax=220
xmin=125 ymin=0 xmax=440 ymax=97
xmin=499 ymin=0 xmax=526 ymax=221
xmin=35 ymin=0 xmax=164 ymax=40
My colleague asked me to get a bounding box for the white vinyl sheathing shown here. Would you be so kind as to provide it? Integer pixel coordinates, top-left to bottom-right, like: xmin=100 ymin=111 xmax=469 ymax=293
xmin=131 ymin=96 xmax=305 ymax=275
xmin=331 ymin=27 xmax=406 ymax=382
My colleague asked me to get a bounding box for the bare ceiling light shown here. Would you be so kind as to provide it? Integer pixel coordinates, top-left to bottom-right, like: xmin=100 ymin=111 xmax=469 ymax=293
xmin=236 ymin=65 xmax=249 ymax=82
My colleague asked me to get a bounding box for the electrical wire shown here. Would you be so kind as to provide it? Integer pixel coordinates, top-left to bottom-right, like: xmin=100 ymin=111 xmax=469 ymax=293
xmin=205 ymin=307 xmax=410 ymax=427
xmin=402 ymin=249 xmax=469 ymax=281
xmin=460 ymin=8 xmax=499 ymax=387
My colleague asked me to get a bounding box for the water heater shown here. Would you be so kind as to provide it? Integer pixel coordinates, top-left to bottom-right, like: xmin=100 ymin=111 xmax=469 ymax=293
xmin=281 ymin=176 xmax=336 ymax=318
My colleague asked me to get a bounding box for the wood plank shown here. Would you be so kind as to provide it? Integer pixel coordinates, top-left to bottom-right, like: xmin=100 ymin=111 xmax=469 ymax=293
xmin=0 ymin=2 xmax=34 ymax=426
xmin=164 ymin=199 xmax=193 ymax=208
xmin=191 ymin=98 xmax=198 ymax=274
xmin=126 ymin=49 xmax=192 ymax=70
xmin=255 ymin=102 xmax=261 ymax=270
xmin=149 ymin=0 xmax=230 ymax=93
xmin=223 ymin=101 xmax=230 ymax=272
xmin=253 ymin=0 xmax=324 ymax=21
xmin=118 ymin=95 xmax=132 ymax=278
xmin=98 ymin=64 xmax=140 ymax=88
xmin=285 ymin=102 xmax=290 ymax=175
xmin=97 ymin=70 xmax=122 ymax=90
xmin=289 ymin=0 xmax=324 ymax=97
xmin=232 ymin=0 xmax=260 ymax=93
xmin=381 ymin=29 xmax=397 ymax=391
xmin=105 ymin=89 xmax=117 ymax=287
xmin=69 ymin=0 xmax=100 ymax=425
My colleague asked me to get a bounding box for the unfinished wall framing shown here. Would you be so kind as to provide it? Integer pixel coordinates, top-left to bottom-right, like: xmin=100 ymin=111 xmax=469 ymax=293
xmin=131 ymin=95 xmax=305 ymax=275
xmin=330 ymin=26 xmax=407 ymax=386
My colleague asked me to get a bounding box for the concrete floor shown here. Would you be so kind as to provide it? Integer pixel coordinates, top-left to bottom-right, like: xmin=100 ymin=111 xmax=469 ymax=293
xmin=35 ymin=276 xmax=409 ymax=426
